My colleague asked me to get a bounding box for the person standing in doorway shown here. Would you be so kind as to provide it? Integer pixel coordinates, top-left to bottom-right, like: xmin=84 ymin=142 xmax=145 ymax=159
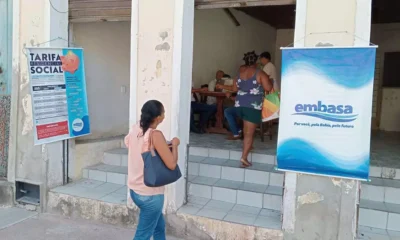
xmin=217 ymin=52 xmax=272 ymax=167
xmin=260 ymin=52 xmax=279 ymax=92
xmin=125 ymin=100 xmax=180 ymax=240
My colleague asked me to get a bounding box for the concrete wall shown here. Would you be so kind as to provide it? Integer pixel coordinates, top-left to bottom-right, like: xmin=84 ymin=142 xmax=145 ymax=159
xmin=192 ymin=9 xmax=276 ymax=88
xmin=282 ymin=1 xmax=368 ymax=238
xmin=380 ymin=88 xmax=400 ymax=132
xmin=274 ymin=29 xmax=294 ymax=84
xmin=134 ymin=0 xmax=186 ymax=211
xmin=275 ymin=24 xmax=400 ymax=132
xmin=8 ymin=0 xmax=68 ymax=210
xmin=72 ymin=22 xmax=131 ymax=140
xmin=371 ymin=23 xmax=400 ymax=132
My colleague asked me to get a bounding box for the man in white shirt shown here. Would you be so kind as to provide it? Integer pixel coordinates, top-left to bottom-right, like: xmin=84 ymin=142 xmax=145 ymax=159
xmin=260 ymin=52 xmax=279 ymax=92
xmin=206 ymin=71 xmax=219 ymax=105
xmin=207 ymin=70 xmax=229 ymax=105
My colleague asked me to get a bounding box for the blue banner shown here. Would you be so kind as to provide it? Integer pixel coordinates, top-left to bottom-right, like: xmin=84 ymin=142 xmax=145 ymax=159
xmin=277 ymin=47 xmax=377 ymax=180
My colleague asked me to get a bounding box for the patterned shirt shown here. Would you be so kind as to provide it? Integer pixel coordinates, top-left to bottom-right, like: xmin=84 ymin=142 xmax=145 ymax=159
xmin=235 ymin=70 xmax=264 ymax=110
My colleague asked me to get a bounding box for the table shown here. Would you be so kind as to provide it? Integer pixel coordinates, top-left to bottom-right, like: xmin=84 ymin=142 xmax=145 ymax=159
xmin=195 ymin=91 xmax=230 ymax=134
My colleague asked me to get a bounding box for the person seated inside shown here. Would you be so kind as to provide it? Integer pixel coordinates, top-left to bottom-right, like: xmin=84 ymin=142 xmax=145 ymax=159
xmin=190 ymin=70 xmax=234 ymax=133
xmin=208 ymin=70 xmax=237 ymax=109
xmin=206 ymin=70 xmax=232 ymax=106
xmin=190 ymin=83 xmax=217 ymax=134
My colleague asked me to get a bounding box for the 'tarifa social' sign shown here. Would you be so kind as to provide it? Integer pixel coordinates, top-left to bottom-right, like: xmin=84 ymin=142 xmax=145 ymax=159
xmin=277 ymin=47 xmax=377 ymax=180
xmin=27 ymin=47 xmax=91 ymax=145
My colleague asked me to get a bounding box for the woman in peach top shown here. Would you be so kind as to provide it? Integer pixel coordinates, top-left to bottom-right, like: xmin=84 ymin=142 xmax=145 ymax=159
xmin=125 ymin=100 xmax=180 ymax=240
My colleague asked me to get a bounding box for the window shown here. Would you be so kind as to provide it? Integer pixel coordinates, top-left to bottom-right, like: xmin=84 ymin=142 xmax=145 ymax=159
xmin=382 ymin=52 xmax=400 ymax=88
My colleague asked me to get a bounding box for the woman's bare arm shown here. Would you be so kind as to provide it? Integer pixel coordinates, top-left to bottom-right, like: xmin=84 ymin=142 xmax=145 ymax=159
xmin=258 ymin=71 xmax=273 ymax=92
xmin=152 ymin=130 xmax=178 ymax=170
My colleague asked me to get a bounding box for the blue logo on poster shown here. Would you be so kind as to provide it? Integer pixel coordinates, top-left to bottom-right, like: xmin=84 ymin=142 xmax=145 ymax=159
xmin=293 ymin=101 xmax=357 ymax=122
xmin=71 ymin=116 xmax=90 ymax=136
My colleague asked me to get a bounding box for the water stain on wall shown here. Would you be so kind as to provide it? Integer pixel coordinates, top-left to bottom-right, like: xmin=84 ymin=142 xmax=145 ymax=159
xmin=155 ymin=42 xmax=171 ymax=51
xmin=156 ymin=60 xmax=162 ymax=78
xmin=21 ymin=94 xmax=33 ymax=135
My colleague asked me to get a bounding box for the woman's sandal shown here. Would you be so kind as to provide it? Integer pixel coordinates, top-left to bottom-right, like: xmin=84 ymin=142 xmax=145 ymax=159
xmin=240 ymin=158 xmax=252 ymax=168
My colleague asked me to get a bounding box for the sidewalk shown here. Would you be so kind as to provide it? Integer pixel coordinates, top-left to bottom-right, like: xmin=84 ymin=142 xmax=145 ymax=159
xmin=0 ymin=207 xmax=184 ymax=240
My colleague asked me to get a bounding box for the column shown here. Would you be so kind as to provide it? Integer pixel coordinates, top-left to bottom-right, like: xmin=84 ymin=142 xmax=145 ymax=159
xmin=8 ymin=0 xmax=68 ymax=209
xmin=282 ymin=0 xmax=372 ymax=239
xmin=130 ymin=0 xmax=194 ymax=211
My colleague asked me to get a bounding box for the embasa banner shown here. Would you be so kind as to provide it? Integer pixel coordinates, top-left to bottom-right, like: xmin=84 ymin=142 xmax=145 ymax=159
xmin=27 ymin=47 xmax=90 ymax=145
xmin=277 ymin=47 xmax=377 ymax=180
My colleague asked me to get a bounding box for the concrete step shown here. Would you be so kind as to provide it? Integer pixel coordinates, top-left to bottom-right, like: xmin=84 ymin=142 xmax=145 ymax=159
xmin=359 ymin=177 xmax=400 ymax=231
xmin=51 ymin=179 xmax=127 ymax=205
xmin=361 ymin=177 xmax=400 ymax=204
xmin=49 ymin=179 xmax=284 ymax=239
xmin=359 ymin=199 xmax=400 ymax=232
xmin=369 ymin=166 xmax=400 ymax=180
xmin=188 ymin=155 xmax=284 ymax=187
xmin=103 ymin=148 xmax=128 ymax=166
xmin=189 ymin=146 xmax=276 ymax=165
xmin=357 ymin=226 xmax=400 ymax=240
xmin=83 ymin=164 xmax=127 ymax=185
xmin=188 ymin=175 xmax=283 ymax=211
xmin=178 ymin=196 xmax=282 ymax=229
xmin=190 ymin=146 xmax=400 ymax=180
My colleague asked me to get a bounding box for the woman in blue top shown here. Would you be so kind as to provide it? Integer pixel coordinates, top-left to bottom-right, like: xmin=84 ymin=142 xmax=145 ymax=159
xmin=217 ymin=51 xmax=272 ymax=167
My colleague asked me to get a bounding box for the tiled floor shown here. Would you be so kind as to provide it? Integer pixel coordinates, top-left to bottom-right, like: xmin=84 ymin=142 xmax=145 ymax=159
xmin=189 ymin=130 xmax=400 ymax=168
xmin=357 ymin=226 xmax=400 ymax=240
xmin=51 ymin=179 xmax=127 ymax=205
xmin=178 ymin=196 xmax=282 ymax=230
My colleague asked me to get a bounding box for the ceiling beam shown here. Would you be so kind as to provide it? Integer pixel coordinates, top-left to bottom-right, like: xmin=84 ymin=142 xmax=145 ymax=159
xmin=195 ymin=0 xmax=295 ymax=9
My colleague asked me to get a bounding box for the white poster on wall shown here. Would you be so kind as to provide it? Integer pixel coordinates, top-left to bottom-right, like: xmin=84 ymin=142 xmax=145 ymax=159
xmin=277 ymin=47 xmax=377 ymax=180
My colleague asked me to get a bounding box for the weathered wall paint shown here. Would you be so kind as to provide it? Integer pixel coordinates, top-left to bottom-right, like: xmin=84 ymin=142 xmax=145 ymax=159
xmin=131 ymin=0 xmax=194 ymax=212
xmin=8 ymin=0 xmax=68 ymax=206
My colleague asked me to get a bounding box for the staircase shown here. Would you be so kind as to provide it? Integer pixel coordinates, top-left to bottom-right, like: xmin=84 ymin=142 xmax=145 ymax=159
xmin=359 ymin=172 xmax=400 ymax=231
xmin=180 ymin=147 xmax=283 ymax=229
xmin=48 ymin=144 xmax=400 ymax=238
xmin=183 ymin=146 xmax=400 ymax=234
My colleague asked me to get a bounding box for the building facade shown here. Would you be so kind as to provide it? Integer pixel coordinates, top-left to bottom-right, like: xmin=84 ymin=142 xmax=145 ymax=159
xmin=2 ymin=0 xmax=400 ymax=239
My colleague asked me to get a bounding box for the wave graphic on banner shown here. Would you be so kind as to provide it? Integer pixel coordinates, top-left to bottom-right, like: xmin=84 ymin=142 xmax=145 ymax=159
xmin=277 ymin=138 xmax=369 ymax=179
xmin=292 ymin=112 xmax=358 ymax=122
xmin=281 ymin=48 xmax=376 ymax=89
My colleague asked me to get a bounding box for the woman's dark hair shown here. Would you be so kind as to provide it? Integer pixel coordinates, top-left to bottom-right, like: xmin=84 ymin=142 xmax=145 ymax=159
xmin=243 ymin=51 xmax=259 ymax=66
xmin=140 ymin=100 xmax=164 ymax=134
